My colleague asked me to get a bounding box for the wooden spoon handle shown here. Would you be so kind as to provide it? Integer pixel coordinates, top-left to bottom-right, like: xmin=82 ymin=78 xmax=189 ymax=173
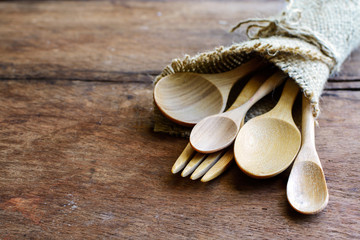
xmin=266 ymin=79 xmax=299 ymax=121
xmin=225 ymin=70 xmax=286 ymax=121
xmin=301 ymin=96 xmax=321 ymax=165
xmin=227 ymin=70 xmax=271 ymax=111
xmin=246 ymin=70 xmax=287 ymax=106
xmin=207 ymin=58 xmax=265 ymax=91
xmin=302 ymin=96 xmax=315 ymax=145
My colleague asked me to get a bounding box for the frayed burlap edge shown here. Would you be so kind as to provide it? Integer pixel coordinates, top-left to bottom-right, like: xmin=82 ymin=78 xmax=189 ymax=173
xmin=153 ymin=36 xmax=332 ymax=137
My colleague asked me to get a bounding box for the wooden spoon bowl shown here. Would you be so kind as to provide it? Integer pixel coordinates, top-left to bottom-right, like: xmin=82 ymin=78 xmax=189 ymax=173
xmin=154 ymin=59 xmax=264 ymax=126
xmin=235 ymin=118 xmax=301 ymax=178
xmin=287 ymin=160 xmax=328 ymax=214
xmin=190 ymin=115 xmax=238 ymax=152
xmin=154 ymin=73 xmax=223 ymax=126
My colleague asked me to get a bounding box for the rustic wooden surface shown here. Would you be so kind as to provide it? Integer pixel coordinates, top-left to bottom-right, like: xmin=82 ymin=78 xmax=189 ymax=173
xmin=0 ymin=1 xmax=359 ymax=239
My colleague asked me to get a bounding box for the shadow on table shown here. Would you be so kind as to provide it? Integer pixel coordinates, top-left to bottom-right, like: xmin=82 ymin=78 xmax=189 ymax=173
xmin=229 ymin=163 xmax=328 ymax=221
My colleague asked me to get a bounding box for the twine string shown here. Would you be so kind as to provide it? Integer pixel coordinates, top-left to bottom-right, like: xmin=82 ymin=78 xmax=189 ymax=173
xmin=230 ymin=3 xmax=340 ymax=73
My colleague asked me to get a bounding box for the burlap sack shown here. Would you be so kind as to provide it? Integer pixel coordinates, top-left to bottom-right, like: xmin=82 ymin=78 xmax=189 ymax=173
xmin=153 ymin=0 xmax=360 ymax=137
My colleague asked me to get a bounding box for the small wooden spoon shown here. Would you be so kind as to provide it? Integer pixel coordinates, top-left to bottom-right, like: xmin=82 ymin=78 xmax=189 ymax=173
xmin=287 ymin=96 xmax=329 ymax=214
xmin=234 ymin=79 xmax=301 ymax=178
xmin=153 ymin=58 xmax=264 ymax=126
xmin=190 ymin=70 xmax=287 ymax=153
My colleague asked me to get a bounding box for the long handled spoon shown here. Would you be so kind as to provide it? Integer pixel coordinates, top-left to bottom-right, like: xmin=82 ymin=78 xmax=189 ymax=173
xmin=190 ymin=70 xmax=287 ymax=153
xmin=287 ymin=96 xmax=329 ymax=214
xmin=234 ymin=79 xmax=301 ymax=178
xmin=172 ymin=69 xmax=273 ymax=180
xmin=154 ymin=58 xmax=265 ymax=126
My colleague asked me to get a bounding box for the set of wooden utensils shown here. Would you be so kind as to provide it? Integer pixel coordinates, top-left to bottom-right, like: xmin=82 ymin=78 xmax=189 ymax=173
xmin=154 ymin=58 xmax=329 ymax=214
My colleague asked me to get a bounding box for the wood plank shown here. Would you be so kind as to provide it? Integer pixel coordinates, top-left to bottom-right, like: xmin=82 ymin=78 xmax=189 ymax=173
xmin=325 ymin=80 xmax=360 ymax=90
xmin=1 ymin=0 xmax=359 ymax=82
xmin=1 ymin=0 xmax=359 ymax=238
xmin=331 ymin=49 xmax=360 ymax=81
xmin=0 ymin=79 xmax=359 ymax=239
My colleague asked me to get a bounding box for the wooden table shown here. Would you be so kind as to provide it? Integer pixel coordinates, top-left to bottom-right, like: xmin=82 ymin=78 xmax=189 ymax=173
xmin=1 ymin=1 xmax=359 ymax=239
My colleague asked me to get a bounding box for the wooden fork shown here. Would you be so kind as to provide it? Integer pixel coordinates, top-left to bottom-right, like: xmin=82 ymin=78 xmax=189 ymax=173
xmin=172 ymin=68 xmax=274 ymax=181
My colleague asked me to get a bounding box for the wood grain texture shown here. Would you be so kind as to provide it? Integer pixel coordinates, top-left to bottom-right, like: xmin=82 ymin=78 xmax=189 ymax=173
xmin=0 ymin=0 xmax=359 ymax=82
xmin=0 ymin=0 xmax=359 ymax=239
xmin=0 ymin=79 xmax=359 ymax=239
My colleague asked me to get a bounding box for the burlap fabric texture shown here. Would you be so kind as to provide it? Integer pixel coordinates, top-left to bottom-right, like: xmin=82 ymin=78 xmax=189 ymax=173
xmin=153 ymin=0 xmax=360 ymax=137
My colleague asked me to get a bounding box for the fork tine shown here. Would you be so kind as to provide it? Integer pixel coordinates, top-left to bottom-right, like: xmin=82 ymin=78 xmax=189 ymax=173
xmin=172 ymin=143 xmax=195 ymax=174
xmin=201 ymin=148 xmax=234 ymax=182
xmin=181 ymin=152 xmax=206 ymax=177
xmin=190 ymin=151 xmax=223 ymax=180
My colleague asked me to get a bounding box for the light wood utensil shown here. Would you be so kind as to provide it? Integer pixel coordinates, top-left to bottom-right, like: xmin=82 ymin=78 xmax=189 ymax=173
xmin=190 ymin=70 xmax=287 ymax=154
xmin=153 ymin=58 xmax=264 ymax=126
xmin=172 ymin=70 xmax=271 ymax=181
xmin=234 ymin=79 xmax=301 ymax=178
xmin=287 ymin=96 xmax=329 ymax=214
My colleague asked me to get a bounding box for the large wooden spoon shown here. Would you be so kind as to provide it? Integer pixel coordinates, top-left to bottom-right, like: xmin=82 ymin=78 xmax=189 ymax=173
xmin=287 ymin=96 xmax=329 ymax=214
xmin=234 ymin=79 xmax=301 ymax=178
xmin=190 ymin=70 xmax=287 ymax=153
xmin=153 ymin=58 xmax=264 ymax=126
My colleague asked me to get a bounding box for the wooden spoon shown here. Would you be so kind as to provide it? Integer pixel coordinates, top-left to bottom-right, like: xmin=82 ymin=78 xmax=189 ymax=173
xmin=153 ymin=58 xmax=264 ymax=126
xmin=287 ymin=96 xmax=329 ymax=214
xmin=234 ymin=79 xmax=301 ymax=178
xmin=190 ymin=70 xmax=287 ymax=153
